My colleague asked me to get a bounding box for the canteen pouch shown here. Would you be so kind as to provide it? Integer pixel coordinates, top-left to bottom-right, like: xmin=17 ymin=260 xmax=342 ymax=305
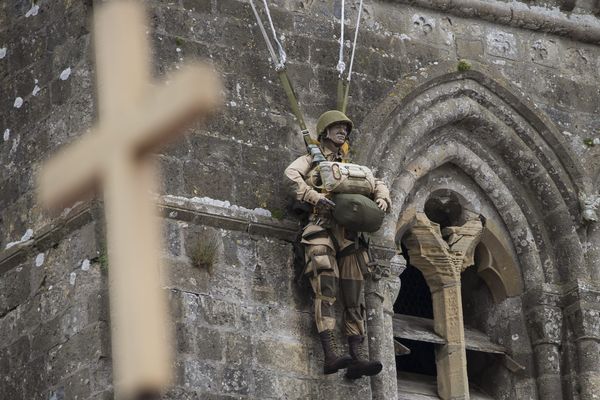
xmin=319 ymin=161 xmax=376 ymax=195
xmin=332 ymin=194 xmax=385 ymax=233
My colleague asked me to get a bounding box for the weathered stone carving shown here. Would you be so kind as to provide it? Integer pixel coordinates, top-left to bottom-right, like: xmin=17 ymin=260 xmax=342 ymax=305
xmin=404 ymin=212 xmax=483 ymax=400
xmin=579 ymin=191 xmax=600 ymax=222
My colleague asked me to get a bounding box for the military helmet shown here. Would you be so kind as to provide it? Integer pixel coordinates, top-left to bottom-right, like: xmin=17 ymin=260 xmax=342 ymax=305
xmin=316 ymin=110 xmax=353 ymax=137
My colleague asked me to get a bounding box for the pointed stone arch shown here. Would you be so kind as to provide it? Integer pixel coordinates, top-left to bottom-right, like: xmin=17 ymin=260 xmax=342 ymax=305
xmin=356 ymin=61 xmax=591 ymax=400
xmin=356 ymin=61 xmax=588 ymax=284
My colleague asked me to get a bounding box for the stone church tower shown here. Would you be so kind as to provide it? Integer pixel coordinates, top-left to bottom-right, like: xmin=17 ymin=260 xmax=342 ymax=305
xmin=1 ymin=0 xmax=599 ymax=399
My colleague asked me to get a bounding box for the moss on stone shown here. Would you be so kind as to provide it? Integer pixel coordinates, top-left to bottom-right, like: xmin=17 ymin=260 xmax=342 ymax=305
xmin=270 ymin=208 xmax=285 ymax=220
xmin=457 ymin=60 xmax=471 ymax=72
xmin=97 ymin=249 xmax=108 ymax=274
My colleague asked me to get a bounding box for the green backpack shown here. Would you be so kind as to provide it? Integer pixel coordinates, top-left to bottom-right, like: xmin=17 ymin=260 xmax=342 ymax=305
xmin=332 ymin=193 xmax=385 ymax=233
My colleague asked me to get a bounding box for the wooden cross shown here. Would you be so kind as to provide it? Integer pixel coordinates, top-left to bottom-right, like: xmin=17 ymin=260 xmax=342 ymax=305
xmin=38 ymin=2 xmax=221 ymax=398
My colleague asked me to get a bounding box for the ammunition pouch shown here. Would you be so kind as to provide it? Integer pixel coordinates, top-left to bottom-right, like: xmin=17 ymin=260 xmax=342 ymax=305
xmin=319 ymin=162 xmax=376 ymax=196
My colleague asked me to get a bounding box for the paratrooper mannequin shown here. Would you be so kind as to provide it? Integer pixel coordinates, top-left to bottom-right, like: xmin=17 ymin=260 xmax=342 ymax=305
xmin=284 ymin=110 xmax=391 ymax=379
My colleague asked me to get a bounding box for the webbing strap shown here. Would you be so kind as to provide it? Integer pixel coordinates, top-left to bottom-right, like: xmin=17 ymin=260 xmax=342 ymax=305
xmin=315 ymin=293 xmax=336 ymax=303
xmin=277 ymin=69 xmax=307 ymax=131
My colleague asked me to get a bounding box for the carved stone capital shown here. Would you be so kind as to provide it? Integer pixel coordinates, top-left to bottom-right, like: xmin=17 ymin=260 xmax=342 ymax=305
xmin=526 ymin=305 xmax=564 ymax=346
xmin=404 ymin=212 xmax=483 ymax=291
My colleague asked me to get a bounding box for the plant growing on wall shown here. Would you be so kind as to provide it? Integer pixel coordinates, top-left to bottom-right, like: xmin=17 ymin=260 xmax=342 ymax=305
xmin=190 ymin=232 xmax=220 ymax=275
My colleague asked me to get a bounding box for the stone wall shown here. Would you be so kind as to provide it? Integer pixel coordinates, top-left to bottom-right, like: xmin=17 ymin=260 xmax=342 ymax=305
xmin=2 ymin=0 xmax=600 ymax=244
xmin=160 ymin=196 xmax=372 ymax=399
xmin=2 ymin=0 xmax=600 ymax=399
xmin=0 ymin=204 xmax=111 ymax=400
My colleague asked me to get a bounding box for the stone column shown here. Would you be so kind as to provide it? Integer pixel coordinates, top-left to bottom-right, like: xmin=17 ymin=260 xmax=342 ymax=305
xmin=526 ymin=304 xmax=564 ymax=400
xmin=403 ymin=212 xmax=483 ymax=400
xmin=566 ymin=294 xmax=600 ymax=400
xmin=365 ymin=249 xmax=407 ymax=400
xmin=576 ymin=193 xmax=600 ymax=399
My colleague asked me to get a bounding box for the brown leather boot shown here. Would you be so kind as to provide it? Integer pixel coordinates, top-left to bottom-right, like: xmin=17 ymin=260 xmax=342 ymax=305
xmin=345 ymin=335 xmax=382 ymax=379
xmin=319 ymin=330 xmax=353 ymax=374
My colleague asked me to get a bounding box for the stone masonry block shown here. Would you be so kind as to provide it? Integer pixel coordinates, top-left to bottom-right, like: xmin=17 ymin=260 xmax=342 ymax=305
xmin=45 ymin=322 xmax=110 ymax=384
xmin=529 ymin=38 xmax=561 ymax=68
xmin=173 ymin=290 xmax=201 ymax=325
xmin=255 ymin=338 xmax=310 ymax=375
xmin=216 ymin=0 xmax=253 ymax=21
xmin=265 ymin=307 xmax=313 ymax=340
xmin=183 ymin=159 xmax=237 ymax=201
xmin=254 ymin=369 xmax=315 ymax=399
xmin=89 ymin=357 xmax=113 ymax=394
xmin=157 ymin=154 xmax=185 ymax=196
xmin=176 ymin=359 xmax=222 ymax=392
xmin=318 ymin=379 xmax=372 ymax=399
xmin=221 ymin=364 xmax=252 ymax=395
xmin=0 ymin=263 xmax=30 ymax=317
xmin=164 ymin=259 xmax=210 ymax=295
xmin=63 ymin=367 xmax=92 ymax=400
xmin=194 ymin=325 xmax=225 ymax=361
xmin=88 ymin=391 xmax=114 ymax=400
xmin=456 ymin=37 xmax=485 ymax=60
xmin=198 ymin=296 xmax=240 ymax=327
xmin=164 ymin=219 xmax=183 ymax=257
xmin=6 ymin=335 xmax=30 ymax=370
xmin=223 ymin=331 xmax=253 ymax=363
xmin=485 ymin=31 xmax=520 ymax=60
xmin=404 ymin=39 xmax=451 ymax=68
xmin=31 ymin=313 xmax=67 ymax=359
xmin=577 ymin=340 xmax=600 ymax=372
xmin=0 ymin=347 xmax=8 ymax=377
xmin=182 ymin=0 xmax=212 ymax=14
xmin=176 ymin=322 xmax=195 ymax=355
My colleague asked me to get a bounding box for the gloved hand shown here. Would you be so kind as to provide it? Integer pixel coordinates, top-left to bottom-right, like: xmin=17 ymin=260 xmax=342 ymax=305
xmin=317 ymin=197 xmax=336 ymax=210
xmin=375 ymin=198 xmax=388 ymax=212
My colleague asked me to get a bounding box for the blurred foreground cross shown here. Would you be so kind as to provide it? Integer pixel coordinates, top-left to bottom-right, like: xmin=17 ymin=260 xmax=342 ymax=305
xmin=38 ymin=1 xmax=221 ymax=398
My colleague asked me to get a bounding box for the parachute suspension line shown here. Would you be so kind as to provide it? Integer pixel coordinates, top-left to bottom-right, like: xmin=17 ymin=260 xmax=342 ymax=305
xmin=346 ymin=0 xmax=363 ymax=89
xmin=337 ymin=0 xmax=346 ymax=77
xmin=262 ymin=0 xmax=287 ymax=69
xmin=336 ymin=0 xmax=347 ymax=112
xmin=341 ymin=0 xmax=364 ymax=114
xmin=248 ymin=0 xmax=279 ymax=66
xmin=247 ymin=0 xmax=325 ymax=163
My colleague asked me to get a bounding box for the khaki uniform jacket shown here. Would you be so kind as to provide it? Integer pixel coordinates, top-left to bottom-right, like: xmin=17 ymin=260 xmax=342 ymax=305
xmin=284 ymin=146 xmax=392 ymax=208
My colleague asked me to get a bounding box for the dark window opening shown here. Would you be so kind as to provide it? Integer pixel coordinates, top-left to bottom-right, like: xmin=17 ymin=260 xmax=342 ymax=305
xmin=395 ymin=244 xmax=436 ymax=377
xmin=394 ymin=244 xmax=433 ymax=319
xmin=466 ymin=350 xmax=497 ymax=397
xmin=396 ymin=339 xmax=437 ymax=377
xmin=461 ymin=264 xmax=494 ymax=335
xmin=424 ymin=191 xmax=464 ymax=229
xmin=462 ymin=262 xmax=500 ymax=398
